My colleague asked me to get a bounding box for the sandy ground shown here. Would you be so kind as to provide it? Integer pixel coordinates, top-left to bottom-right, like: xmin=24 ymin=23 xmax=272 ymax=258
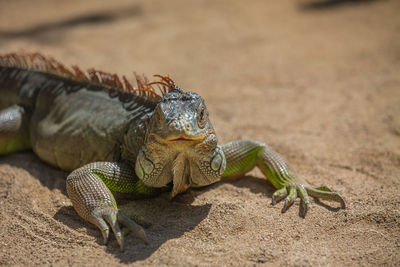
xmin=0 ymin=0 xmax=399 ymax=266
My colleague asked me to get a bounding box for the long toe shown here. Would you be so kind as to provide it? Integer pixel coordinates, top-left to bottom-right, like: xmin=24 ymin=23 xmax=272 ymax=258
xmin=118 ymin=212 xmax=149 ymax=244
xmin=272 ymin=187 xmax=287 ymax=206
xmin=92 ymin=216 xmax=110 ymax=244
xmin=307 ymin=187 xmax=346 ymax=209
xmin=103 ymin=209 xmax=124 ymax=251
xmin=297 ymin=186 xmax=310 ymax=218
xmin=281 ymin=186 xmax=297 ymax=213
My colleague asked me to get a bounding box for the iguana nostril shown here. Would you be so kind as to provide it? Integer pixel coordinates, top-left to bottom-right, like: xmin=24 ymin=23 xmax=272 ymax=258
xmin=185 ymin=123 xmax=190 ymax=131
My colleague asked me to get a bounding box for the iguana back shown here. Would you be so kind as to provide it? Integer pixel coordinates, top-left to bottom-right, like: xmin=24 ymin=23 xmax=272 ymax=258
xmin=0 ymin=52 xmax=169 ymax=170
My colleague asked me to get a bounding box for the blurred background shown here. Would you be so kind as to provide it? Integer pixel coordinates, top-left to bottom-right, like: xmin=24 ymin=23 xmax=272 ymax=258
xmin=0 ymin=0 xmax=399 ymax=265
xmin=0 ymin=0 xmax=398 ymax=156
xmin=1 ymin=0 xmax=398 ymax=139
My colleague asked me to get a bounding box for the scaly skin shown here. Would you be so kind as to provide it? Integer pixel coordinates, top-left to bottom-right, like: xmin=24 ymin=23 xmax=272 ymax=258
xmin=221 ymin=140 xmax=345 ymax=212
xmin=0 ymin=52 xmax=345 ymax=250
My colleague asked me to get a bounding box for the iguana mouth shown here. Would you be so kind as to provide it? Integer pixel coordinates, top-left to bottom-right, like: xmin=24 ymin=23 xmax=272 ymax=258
xmin=148 ymin=133 xmax=205 ymax=146
xmin=167 ymin=134 xmax=205 ymax=143
xmin=169 ymin=137 xmax=197 ymax=142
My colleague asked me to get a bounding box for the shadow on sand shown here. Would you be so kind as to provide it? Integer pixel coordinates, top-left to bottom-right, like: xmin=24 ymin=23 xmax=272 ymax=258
xmin=1 ymin=152 xmax=342 ymax=262
xmin=0 ymin=4 xmax=142 ymax=43
xmin=300 ymin=0 xmax=382 ymax=11
xmin=1 ymin=152 xmax=211 ymax=263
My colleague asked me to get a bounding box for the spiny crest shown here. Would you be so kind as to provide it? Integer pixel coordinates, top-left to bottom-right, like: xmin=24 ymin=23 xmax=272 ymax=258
xmin=0 ymin=52 xmax=177 ymax=101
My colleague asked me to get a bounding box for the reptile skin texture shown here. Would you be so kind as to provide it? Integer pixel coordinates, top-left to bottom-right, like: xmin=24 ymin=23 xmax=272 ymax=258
xmin=0 ymin=52 xmax=346 ymax=250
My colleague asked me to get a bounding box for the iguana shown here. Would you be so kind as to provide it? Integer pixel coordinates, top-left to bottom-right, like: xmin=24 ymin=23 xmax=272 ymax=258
xmin=0 ymin=52 xmax=345 ymax=250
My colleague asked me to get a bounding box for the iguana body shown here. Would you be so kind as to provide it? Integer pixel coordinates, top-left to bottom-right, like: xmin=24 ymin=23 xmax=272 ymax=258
xmin=0 ymin=52 xmax=345 ymax=250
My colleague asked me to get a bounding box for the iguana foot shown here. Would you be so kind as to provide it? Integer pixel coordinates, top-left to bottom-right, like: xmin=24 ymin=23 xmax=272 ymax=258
xmin=88 ymin=206 xmax=148 ymax=251
xmin=91 ymin=206 xmax=123 ymax=248
xmin=221 ymin=140 xmax=346 ymax=218
xmin=272 ymin=183 xmax=345 ymax=217
xmin=66 ymin=162 xmax=150 ymax=250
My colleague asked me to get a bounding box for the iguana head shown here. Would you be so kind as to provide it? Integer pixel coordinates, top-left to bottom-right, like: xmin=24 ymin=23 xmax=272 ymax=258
xmin=135 ymin=84 xmax=226 ymax=197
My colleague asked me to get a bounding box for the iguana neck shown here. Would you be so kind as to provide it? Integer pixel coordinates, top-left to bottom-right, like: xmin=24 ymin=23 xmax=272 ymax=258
xmin=120 ymin=114 xmax=151 ymax=165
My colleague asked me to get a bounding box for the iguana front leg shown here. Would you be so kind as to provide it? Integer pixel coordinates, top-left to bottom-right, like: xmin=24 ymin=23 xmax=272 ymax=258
xmin=0 ymin=104 xmax=31 ymax=155
xmin=66 ymin=161 xmax=158 ymax=250
xmin=221 ymin=140 xmax=345 ymax=217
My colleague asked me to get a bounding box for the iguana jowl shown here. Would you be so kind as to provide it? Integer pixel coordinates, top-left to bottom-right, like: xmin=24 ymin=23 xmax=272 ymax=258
xmin=0 ymin=52 xmax=345 ymax=250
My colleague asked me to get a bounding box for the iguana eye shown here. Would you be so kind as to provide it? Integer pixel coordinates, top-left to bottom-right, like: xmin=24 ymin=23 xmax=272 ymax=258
xmin=197 ymin=106 xmax=207 ymax=128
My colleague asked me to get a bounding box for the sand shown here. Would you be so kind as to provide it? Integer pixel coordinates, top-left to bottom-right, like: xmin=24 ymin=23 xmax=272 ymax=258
xmin=0 ymin=0 xmax=399 ymax=265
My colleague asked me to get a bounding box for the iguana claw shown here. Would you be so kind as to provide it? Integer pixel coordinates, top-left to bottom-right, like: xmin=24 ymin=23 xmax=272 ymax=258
xmin=307 ymin=185 xmax=346 ymax=209
xmin=92 ymin=207 xmax=148 ymax=251
xmin=92 ymin=207 xmax=124 ymax=250
xmin=271 ymin=187 xmax=287 ymax=205
xmin=271 ymin=183 xmax=345 ymax=217
xmin=66 ymin=162 xmax=153 ymax=250
xmin=118 ymin=213 xmax=149 ymax=244
xmin=221 ymin=140 xmax=346 ymax=218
